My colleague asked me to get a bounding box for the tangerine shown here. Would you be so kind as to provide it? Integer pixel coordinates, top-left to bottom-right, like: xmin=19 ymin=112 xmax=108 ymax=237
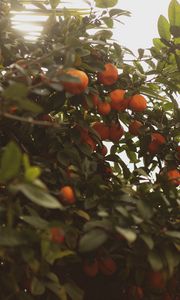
xmin=109 ymin=122 xmax=124 ymax=143
xmin=97 ymin=63 xmax=118 ymax=86
xmin=129 ymin=120 xmax=143 ymax=135
xmin=101 ymin=144 xmax=108 ymax=156
xmin=62 ymin=69 xmax=89 ymax=95
xmin=83 ymin=259 xmax=99 ymax=277
xmin=110 ymin=89 xmax=128 ymax=111
xmin=97 ymin=101 xmax=111 ymax=115
xmin=152 ymin=132 xmax=166 ymax=145
xmin=50 ymin=227 xmax=64 ymax=244
xmin=148 ymin=142 xmax=160 ymax=154
xmin=148 ymin=271 xmax=166 ymax=289
xmin=98 ymin=257 xmax=117 ymax=276
xmin=129 ymin=94 xmax=147 ymax=112
xmin=91 ymin=122 xmax=110 ymax=140
xmin=59 ymin=186 xmax=76 ymax=204
xmin=167 ymin=169 xmax=180 ymax=186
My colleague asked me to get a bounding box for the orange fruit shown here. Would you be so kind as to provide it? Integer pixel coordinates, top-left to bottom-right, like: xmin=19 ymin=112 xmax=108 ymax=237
xmin=148 ymin=142 xmax=160 ymax=154
xmin=62 ymin=69 xmax=89 ymax=95
xmin=83 ymin=135 xmax=96 ymax=151
xmin=148 ymin=271 xmax=166 ymax=289
xmin=110 ymin=89 xmax=128 ymax=111
xmin=152 ymin=132 xmax=166 ymax=145
xmin=167 ymin=169 xmax=180 ymax=186
xmin=97 ymin=101 xmax=111 ymax=115
xmin=91 ymin=122 xmax=110 ymax=140
xmin=91 ymin=93 xmax=99 ymax=107
xmin=109 ymin=122 xmax=124 ymax=143
xmin=162 ymin=293 xmax=172 ymax=300
xmin=83 ymin=259 xmax=99 ymax=277
xmin=101 ymin=144 xmax=108 ymax=156
xmin=129 ymin=94 xmax=147 ymax=112
xmin=98 ymin=257 xmax=117 ymax=276
xmin=97 ymin=63 xmax=118 ymax=86
xmin=8 ymin=106 xmax=17 ymax=114
xmin=50 ymin=227 xmax=64 ymax=244
xmin=59 ymin=186 xmax=76 ymax=204
xmin=127 ymin=286 xmax=144 ymax=300
xmin=129 ymin=120 xmax=143 ymax=135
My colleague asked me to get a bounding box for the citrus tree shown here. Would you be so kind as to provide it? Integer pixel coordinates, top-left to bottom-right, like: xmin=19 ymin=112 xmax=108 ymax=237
xmin=0 ymin=0 xmax=180 ymax=299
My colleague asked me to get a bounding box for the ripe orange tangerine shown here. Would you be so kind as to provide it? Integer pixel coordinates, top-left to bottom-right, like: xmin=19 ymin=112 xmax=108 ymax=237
xmin=91 ymin=122 xmax=110 ymax=140
xmin=167 ymin=169 xmax=180 ymax=186
xmin=50 ymin=227 xmax=64 ymax=244
xmin=109 ymin=122 xmax=124 ymax=143
xmin=97 ymin=63 xmax=118 ymax=86
xmin=152 ymin=132 xmax=166 ymax=145
xmin=97 ymin=102 xmax=111 ymax=115
xmin=59 ymin=186 xmax=76 ymax=204
xmin=129 ymin=120 xmax=143 ymax=136
xmin=148 ymin=142 xmax=160 ymax=154
xmin=147 ymin=271 xmax=166 ymax=290
xmin=83 ymin=135 xmax=96 ymax=151
xmin=83 ymin=259 xmax=99 ymax=277
xmin=129 ymin=94 xmax=147 ymax=112
xmin=101 ymin=144 xmax=108 ymax=156
xmin=110 ymin=89 xmax=128 ymax=111
xmin=62 ymin=69 xmax=89 ymax=95
xmin=98 ymin=257 xmax=117 ymax=276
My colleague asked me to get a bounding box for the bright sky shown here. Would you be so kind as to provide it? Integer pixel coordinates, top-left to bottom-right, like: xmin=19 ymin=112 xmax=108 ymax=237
xmin=11 ymin=0 xmax=171 ymax=50
xmin=113 ymin=0 xmax=170 ymax=52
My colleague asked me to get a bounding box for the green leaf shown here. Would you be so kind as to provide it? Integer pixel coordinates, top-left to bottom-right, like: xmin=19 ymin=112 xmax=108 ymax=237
xmin=115 ymin=226 xmax=137 ymax=243
xmin=153 ymin=38 xmax=166 ymax=50
xmin=141 ymin=234 xmax=154 ymax=249
xmin=31 ymin=277 xmax=45 ymax=296
xmin=109 ymin=8 xmax=131 ymax=17
xmin=65 ymin=281 xmax=84 ymax=300
xmin=3 ymin=83 xmax=27 ymax=100
xmin=158 ymin=15 xmax=171 ymax=41
xmin=0 ymin=228 xmax=27 ymax=246
xmin=164 ymin=247 xmax=180 ymax=276
xmin=165 ymin=230 xmax=180 ymax=239
xmin=168 ymin=0 xmax=180 ymax=27
xmin=20 ymin=215 xmax=49 ymax=229
xmin=0 ymin=142 xmax=21 ymax=182
xmin=94 ymin=30 xmax=113 ymax=40
xmin=16 ymin=183 xmax=63 ymax=209
xmin=79 ymin=229 xmax=108 ymax=252
xmin=25 ymin=167 xmax=41 ymax=182
xmin=101 ymin=17 xmax=113 ymax=28
xmin=148 ymin=250 xmax=163 ymax=271
xmin=95 ymin=0 xmax=118 ymax=8
xmin=137 ymin=200 xmax=154 ymax=219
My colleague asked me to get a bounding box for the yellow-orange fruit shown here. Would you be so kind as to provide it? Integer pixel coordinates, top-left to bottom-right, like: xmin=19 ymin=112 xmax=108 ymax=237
xmin=97 ymin=102 xmax=111 ymax=115
xmin=167 ymin=169 xmax=180 ymax=186
xmin=97 ymin=63 xmax=118 ymax=86
xmin=129 ymin=94 xmax=147 ymax=112
xmin=148 ymin=142 xmax=160 ymax=154
xmin=129 ymin=120 xmax=143 ymax=135
xmin=62 ymin=69 xmax=89 ymax=95
xmin=59 ymin=186 xmax=76 ymax=204
xmin=98 ymin=257 xmax=117 ymax=276
xmin=110 ymin=89 xmax=128 ymax=111
xmin=50 ymin=227 xmax=64 ymax=244
xmin=152 ymin=132 xmax=166 ymax=145
xmin=147 ymin=271 xmax=166 ymax=290
xmin=91 ymin=122 xmax=110 ymax=140
xmin=109 ymin=122 xmax=124 ymax=143
xmin=101 ymin=144 xmax=108 ymax=156
xmin=83 ymin=259 xmax=99 ymax=277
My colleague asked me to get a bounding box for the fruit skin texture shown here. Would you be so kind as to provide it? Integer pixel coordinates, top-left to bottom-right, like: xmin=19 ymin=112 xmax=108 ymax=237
xmin=110 ymin=89 xmax=128 ymax=111
xmin=83 ymin=135 xmax=96 ymax=151
xmin=83 ymin=259 xmax=99 ymax=277
xmin=147 ymin=271 xmax=166 ymax=290
xmin=129 ymin=120 xmax=143 ymax=136
xmin=91 ymin=122 xmax=110 ymax=140
xmin=59 ymin=186 xmax=76 ymax=204
xmin=148 ymin=142 xmax=160 ymax=154
xmin=62 ymin=69 xmax=89 ymax=95
xmin=98 ymin=257 xmax=117 ymax=276
xmin=101 ymin=144 xmax=108 ymax=156
xmin=167 ymin=169 xmax=180 ymax=186
xmin=50 ymin=227 xmax=65 ymax=244
xmin=109 ymin=122 xmax=124 ymax=143
xmin=97 ymin=102 xmax=111 ymax=115
xmin=129 ymin=94 xmax=147 ymax=112
xmin=127 ymin=286 xmax=144 ymax=300
xmin=152 ymin=132 xmax=166 ymax=145
xmin=97 ymin=63 xmax=118 ymax=86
